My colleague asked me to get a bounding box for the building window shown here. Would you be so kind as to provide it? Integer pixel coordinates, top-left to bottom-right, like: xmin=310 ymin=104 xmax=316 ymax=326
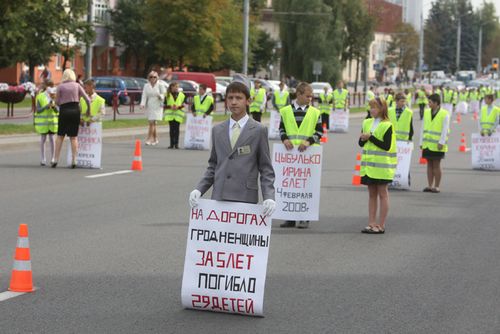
xmin=107 ymin=49 xmax=113 ymax=71
xmin=94 ymin=0 xmax=109 ymax=24
xmin=55 ymin=54 xmax=61 ymax=70
xmin=119 ymin=53 xmax=127 ymax=70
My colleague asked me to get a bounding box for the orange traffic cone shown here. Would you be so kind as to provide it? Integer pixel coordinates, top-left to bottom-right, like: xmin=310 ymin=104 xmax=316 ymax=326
xmin=459 ymin=132 xmax=468 ymax=152
xmin=419 ymin=150 xmax=427 ymax=165
xmin=131 ymin=140 xmax=143 ymax=171
xmin=352 ymin=153 xmax=361 ymax=186
xmin=473 ymin=111 xmax=478 ymax=121
xmin=320 ymin=123 xmax=328 ymax=143
xmin=456 ymin=113 xmax=462 ymax=124
xmin=9 ymin=224 xmax=34 ymax=292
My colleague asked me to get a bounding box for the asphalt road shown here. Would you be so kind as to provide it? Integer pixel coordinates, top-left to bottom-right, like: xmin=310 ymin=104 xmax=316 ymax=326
xmin=0 ymin=113 xmax=499 ymax=334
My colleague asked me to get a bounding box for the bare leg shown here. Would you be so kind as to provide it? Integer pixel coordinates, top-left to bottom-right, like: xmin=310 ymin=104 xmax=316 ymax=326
xmin=40 ymin=134 xmax=47 ymax=163
xmin=433 ymin=159 xmax=442 ymax=188
xmin=48 ymin=134 xmax=55 ymax=162
xmin=368 ymin=185 xmax=378 ymax=226
xmin=152 ymin=121 xmax=158 ymax=143
xmin=377 ymin=184 xmax=389 ymax=229
xmin=53 ymin=135 xmax=65 ymax=163
xmin=426 ymin=159 xmax=434 ymax=188
xmin=70 ymin=137 xmax=78 ymax=164
xmin=147 ymin=122 xmax=154 ymax=142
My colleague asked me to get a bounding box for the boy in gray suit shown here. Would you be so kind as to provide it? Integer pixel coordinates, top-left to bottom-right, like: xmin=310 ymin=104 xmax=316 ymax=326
xmin=189 ymin=76 xmax=276 ymax=217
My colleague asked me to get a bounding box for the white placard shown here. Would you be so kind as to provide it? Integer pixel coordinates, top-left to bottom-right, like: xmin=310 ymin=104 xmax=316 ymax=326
xmin=469 ymin=101 xmax=480 ymax=114
xmin=471 ymin=133 xmax=500 ymax=170
xmin=271 ymin=144 xmax=323 ymax=221
xmin=389 ymin=141 xmax=413 ymax=190
xmin=67 ymin=122 xmax=102 ymax=168
xmin=184 ymin=114 xmax=212 ymax=150
xmin=456 ymin=101 xmax=468 ymax=114
xmin=181 ymin=199 xmax=272 ymax=316
xmin=329 ymin=109 xmax=349 ymax=133
xmin=268 ymin=110 xmax=281 ymax=139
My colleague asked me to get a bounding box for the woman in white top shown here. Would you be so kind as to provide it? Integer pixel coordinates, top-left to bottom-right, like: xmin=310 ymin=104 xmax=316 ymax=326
xmin=140 ymin=71 xmax=166 ymax=145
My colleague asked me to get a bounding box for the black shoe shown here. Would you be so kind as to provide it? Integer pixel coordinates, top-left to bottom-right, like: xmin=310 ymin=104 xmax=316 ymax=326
xmin=71 ymin=163 xmax=76 ymax=169
xmin=51 ymin=162 xmax=58 ymax=168
xmin=168 ymin=146 xmax=174 ymax=149
xmin=297 ymin=221 xmax=309 ymax=229
xmin=174 ymin=145 xmax=179 ymax=149
xmin=280 ymin=221 xmax=296 ymax=228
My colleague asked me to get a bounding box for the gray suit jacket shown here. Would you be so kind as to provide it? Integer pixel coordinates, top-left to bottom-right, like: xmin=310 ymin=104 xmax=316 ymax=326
xmin=196 ymin=117 xmax=275 ymax=204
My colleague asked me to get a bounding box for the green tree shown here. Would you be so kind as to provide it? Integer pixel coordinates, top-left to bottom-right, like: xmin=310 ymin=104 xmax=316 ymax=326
xmin=249 ymin=29 xmax=277 ymax=76
xmin=477 ymin=2 xmax=500 ymax=71
xmin=385 ymin=23 xmax=419 ymax=79
xmin=274 ymin=0 xmax=343 ymax=83
xmin=144 ymin=0 xmax=228 ymax=68
xmin=109 ymin=0 xmax=157 ymax=76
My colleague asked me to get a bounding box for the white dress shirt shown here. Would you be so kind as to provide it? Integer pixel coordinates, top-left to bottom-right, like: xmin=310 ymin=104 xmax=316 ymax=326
xmin=229 ymin=114 xmax=249 ymax=139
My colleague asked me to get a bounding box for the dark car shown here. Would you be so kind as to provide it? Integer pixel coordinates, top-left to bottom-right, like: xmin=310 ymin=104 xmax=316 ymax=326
xmin=91 ymin=76 xmax=129 ymax=106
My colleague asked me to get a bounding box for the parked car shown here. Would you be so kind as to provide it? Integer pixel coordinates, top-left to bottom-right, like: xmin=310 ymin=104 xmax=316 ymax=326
xmin=216 ymin=76 xmax=233 ymax=85
xmin=311 ymin=82 xmax=333 ymax=99
xmin=170 ymin=72 xmax=216 ymax=92
xmin=268 ymin=80 xmax=288 ymax=92
xmin=92 ymin=76 xmax=130 ymax=106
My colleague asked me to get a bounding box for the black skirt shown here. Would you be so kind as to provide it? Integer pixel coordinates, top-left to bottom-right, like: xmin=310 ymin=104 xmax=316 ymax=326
xmin=58 ymin=102 xmax=81 ymax=137
xmin=361 ymin=175 xmax=392 ymax=185
xmin=422 ymin=148 xmax=445 ymax=160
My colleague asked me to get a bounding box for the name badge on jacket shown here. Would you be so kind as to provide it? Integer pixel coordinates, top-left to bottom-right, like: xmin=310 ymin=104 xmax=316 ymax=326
xmin=237 ymin=145 xmax=251 ymax=155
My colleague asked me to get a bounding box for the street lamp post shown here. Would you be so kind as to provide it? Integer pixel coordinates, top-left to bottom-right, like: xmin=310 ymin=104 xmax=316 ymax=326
xmin=456 ymin=16 xmax=461 ymax=72
xmin=85 ymin=0 xmax=94 ymax=79
xmin=242 ymin=0 xmax=249 ymax=75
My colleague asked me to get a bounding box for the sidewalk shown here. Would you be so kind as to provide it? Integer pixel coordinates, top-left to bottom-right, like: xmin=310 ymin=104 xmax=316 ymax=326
xmin=0 ymin=112 xmax=367 ymax=150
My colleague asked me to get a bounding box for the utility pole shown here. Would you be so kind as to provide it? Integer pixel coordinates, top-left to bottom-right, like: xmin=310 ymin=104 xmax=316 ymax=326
xmin=477 ymin=24 xmax=483 ymax=75
xmin=84 ymin=0 xmax=93 ymax=79
xmin=456 ymin=16 xmax=461 ymax=72
xmin=242 ymin=0 xmax=249 ymax=75
xmin=418 ymin=12 xmax=424 ymax=77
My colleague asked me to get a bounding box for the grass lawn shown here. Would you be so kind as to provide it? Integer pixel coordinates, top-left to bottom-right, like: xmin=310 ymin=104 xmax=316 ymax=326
xmin=0 ymin=98 xmax=33 ymax=109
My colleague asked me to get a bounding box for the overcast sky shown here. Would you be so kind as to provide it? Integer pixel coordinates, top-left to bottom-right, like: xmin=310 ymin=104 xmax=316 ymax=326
xmin=424 ymin=0 xmax=500 ymax=17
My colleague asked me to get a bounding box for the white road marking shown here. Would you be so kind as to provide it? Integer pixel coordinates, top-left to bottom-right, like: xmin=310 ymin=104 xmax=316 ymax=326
xmin=85 ymin=170 xmax=133 ymax=179
xmin=0 ymin=288 xmax=36 ymax=302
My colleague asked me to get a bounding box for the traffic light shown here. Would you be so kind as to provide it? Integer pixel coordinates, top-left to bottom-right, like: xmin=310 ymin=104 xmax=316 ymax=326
xmin=493 ymin=58 xmax=499 ymax=71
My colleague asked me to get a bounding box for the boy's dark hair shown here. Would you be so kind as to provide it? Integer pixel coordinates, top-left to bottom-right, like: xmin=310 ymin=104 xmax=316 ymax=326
xmin=84 ymin=79 xmax=95 ymax=87
xmin=295 ymin=82 xmax=312 ymax=95
xmin=395 ymin=92 xmax=406 ymax=101
xmin=199 ymin=83 xmax=207 ymax=90
xmin=226 ymin=82 xmax=250 ymax=99
xmin=428 ymin=94 xmax=441 ymax=105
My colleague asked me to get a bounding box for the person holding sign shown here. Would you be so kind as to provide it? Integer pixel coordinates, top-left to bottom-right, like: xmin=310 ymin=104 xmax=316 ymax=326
xmin=80 ymin=79 xmax=105 ymax=127
xmin=272 ymin=81 xmax=290 ymax=112
xmin=191 ymin=84 xmax=214 ymax=118
xmin=318 ymin=85 xmax=332 ymax=129
xmin=359 ymin=97 xmax=396 ymax=234
xmin=164 ymin=82 xmax=186 ymax=149
xmin=479 ymin=94 xmax=499 ymax=137
xmin=419 ymin=94 xmax=450 ymax=194
xmin=249 ymin=80 xmax=267 ymax=122
xmin=189 ymin=76 xmax=276 ymax=216
xmin=278 ymin=82 xmax=323 ymax=229
xmin=140 ymin=71 xmax=166 ymax=146
xmin=35 ymin=82 xmax=58 ymax=166
xmin=388 ymin=93 xmax=414 ymax=142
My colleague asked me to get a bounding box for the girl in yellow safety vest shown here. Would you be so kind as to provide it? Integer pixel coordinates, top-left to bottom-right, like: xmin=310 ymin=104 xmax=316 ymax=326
xmin=419 ymin=94 xmax=450 ymax=194
xmin=359 ymin=97 xmax=396 ymax=234
xmin=34 ymin=82 xmax=58 ymax=166
xmin=164 ymin=82 xmax=186 ymax=149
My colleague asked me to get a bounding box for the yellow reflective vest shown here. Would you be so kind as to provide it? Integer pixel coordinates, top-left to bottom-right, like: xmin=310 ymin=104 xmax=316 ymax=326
xmin=333 ymin=88 xmax=349 ymax=109
xmin=80 ymin=94 xmax=105 ymax=123
xmin=417 ymin=89 xmax=428 ymax=104
xmin=360 ymin=118 xmax=397 ymax=181
xmin=273 ymin=90 xmax=290 ymax=111
xmin=164 ymin=92 xmax=186 ymax=123
xmin=279 ymin=105 xmax=321 ymax=146
xmin=193 ymin=94 xmax=214 ymax=116
xmin=250 ymin=88 xmax=266 ymax=113
xmin=34 ymin=92 xmax=58 ymax=134
xmin=480 ymin=104 xmax=500 ymax=134
xmin=443 ymin=89 xmax=454 ymax=103
xmin=319 ymin=92 xmax=332 ymax=115
xmin=422 ymin=108 xmax=449 ymax=152
xmin=388 ymin=106 xmax=413 ymax=141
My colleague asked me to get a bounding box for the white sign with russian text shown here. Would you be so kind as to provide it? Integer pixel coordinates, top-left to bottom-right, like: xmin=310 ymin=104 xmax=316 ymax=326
xmin=66 ymin=122 xmax=102 ymax=168
xmin=184 ymin=114 xmax=212 ymax=150
xmin=389 ymin=141 xmax=413 ymax=190
xmin=471 ymin=133 xmax=500 ymax=170
xmin=268 ymin=110 xmax=281 ymax=139
xmin=329 ymin=109 xmax=349 ymax=133
xmin=271 ymin=144 xmax=323 ymax=221
xmin=181 ymin=199 xmax=272 ymax=317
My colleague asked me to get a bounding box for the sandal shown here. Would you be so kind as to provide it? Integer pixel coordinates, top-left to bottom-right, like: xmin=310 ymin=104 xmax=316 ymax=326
xmin=361 ymin=226 xmax=376 ymax=233
xmin=431 ymin=188 xmax=440 ymax=193
xmin=365 ymin=226 xmax=385 ymax=234
xmin=423 ymin=187 xmax=432 ymax=192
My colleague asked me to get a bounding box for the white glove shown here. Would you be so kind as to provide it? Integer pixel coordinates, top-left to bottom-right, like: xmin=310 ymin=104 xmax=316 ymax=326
xmin=262 ymin=199 xmax=276 ymax=217
xmin=189 ymin=189 xmax=201 ymax=208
